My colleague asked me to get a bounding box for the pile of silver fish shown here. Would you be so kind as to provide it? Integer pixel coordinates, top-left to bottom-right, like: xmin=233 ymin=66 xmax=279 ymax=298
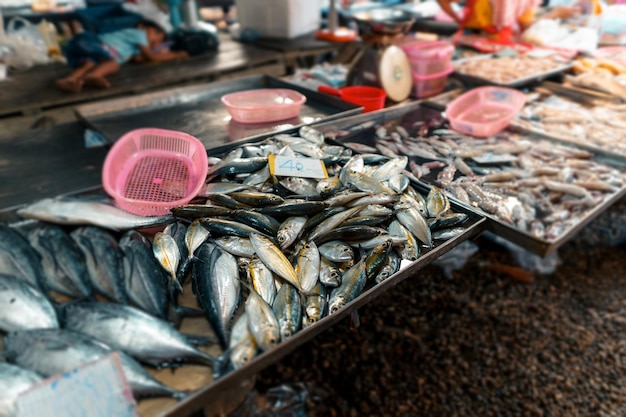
xmin=341 ymin=121 xmax=625 ymax=241
xmin=0 ymin=126 xmax=472 ymax=412
xmin=162 ymin=126 xmax=472 ymax=370
xmin=515 ymin=91 xmax=626 ymax=157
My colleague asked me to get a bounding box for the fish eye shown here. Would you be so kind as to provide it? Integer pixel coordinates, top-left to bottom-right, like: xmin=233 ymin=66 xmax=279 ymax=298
xmin=283 ymin=332 xmax=291 ymax=338
xmin=271 ymin=338 xmax=278 ymax=344
xmin=278 ymin=235 xmax=285 ymax=242
xmin=330 ymin=306 xmax=339 ymax=314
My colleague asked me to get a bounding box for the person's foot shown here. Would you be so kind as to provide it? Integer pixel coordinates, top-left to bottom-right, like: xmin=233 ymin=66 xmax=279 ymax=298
xmin=55 ymin=77 xmax=83 ymax=93
xmin=83 ymin=76 xmax=110 ymax=89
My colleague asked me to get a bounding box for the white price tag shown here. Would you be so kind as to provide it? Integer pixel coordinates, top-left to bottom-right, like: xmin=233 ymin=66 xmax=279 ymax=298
xmin=16 ymin=353 xmax=138 ymax=417
xmin=268 ymin=155 xmax=328 ymax=179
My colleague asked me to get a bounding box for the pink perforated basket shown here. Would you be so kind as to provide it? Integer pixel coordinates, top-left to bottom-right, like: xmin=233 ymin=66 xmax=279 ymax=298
xmin=102 ymin=128 xmax=208 ymax=216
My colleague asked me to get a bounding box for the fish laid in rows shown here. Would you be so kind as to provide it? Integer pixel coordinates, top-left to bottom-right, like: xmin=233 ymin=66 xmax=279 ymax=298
xmin=4 ymin=329 xmax=184 ymax=399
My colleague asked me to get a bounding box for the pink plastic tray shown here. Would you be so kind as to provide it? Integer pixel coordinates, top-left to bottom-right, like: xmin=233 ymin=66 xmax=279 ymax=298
xmin=102 ymin=128 xmax=208 ymax=216
xmin=446 ymin=87 xmax=526 ymax=137
xmin=221 ymin=89 xmax=307 ymax=124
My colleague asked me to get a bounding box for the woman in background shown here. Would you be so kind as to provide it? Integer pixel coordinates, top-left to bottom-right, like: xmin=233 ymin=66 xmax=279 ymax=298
xmin=436 ymin=0 xmax=582 ymax=41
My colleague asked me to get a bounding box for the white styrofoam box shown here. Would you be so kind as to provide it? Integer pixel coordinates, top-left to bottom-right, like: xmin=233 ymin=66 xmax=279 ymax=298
xmin=235 ymin=0 xmax=322 ymax=39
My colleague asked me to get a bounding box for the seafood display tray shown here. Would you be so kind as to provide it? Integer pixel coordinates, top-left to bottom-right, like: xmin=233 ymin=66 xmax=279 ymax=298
xmin=451 ymin=55 xmax=573 ymax=88
xmin=313 ymin=103 xmax=626 ymax=256
xmin=0 ymin=135 xmax=485 ymax=417
xmin=424 ymin=87 xmax=626 ymax=167
xmin=74 ymin=75 xmax=363 ymax=148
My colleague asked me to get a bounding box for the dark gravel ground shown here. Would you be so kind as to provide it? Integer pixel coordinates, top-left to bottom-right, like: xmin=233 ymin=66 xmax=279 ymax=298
xmin=243 ymin=200 xmax=626 ymax=417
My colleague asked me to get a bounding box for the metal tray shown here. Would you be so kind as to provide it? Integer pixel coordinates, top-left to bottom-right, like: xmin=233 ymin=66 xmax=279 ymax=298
xmin=312 ymin=103 xmax=626 ymax=256
xmin=423 ymin=86 xmax=626 ymax=167
xmin=74 ymin=75 xmax=363 ymax=149
xmin=451 ymin=55 xmax=573 ymax=88
xmin=0 ymin=133 xmax=485 ymax=417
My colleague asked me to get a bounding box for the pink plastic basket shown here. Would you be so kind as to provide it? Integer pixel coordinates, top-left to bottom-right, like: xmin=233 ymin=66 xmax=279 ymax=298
xmin=402 ymin=40 xmax=454 ymax=75
xmin=411 ymin=66 xmax=453 ymax=98
xmin=102 ymin=128 xmax=208 ymax=216
xmin=446 ymin=87 xmax=526 ymax=138
xmin=221 ymin=89 xmax=307 ymax=124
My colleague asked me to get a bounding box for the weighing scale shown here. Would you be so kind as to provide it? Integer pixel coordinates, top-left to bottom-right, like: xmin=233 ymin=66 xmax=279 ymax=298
xmin=346 ymin=8 xmax=416 ymax=102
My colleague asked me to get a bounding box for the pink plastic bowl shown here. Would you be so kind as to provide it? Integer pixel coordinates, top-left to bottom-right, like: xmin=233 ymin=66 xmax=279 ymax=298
xmin=221 ymin=89 xmax=307 ymax=124
xmin=102 ymin=128 xmax=208 ymax=216
xmin=446 ymin=87 xmax=526 ymax=137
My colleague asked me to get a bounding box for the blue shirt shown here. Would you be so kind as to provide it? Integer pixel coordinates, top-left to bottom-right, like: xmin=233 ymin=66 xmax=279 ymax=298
xmin=99 ymin=28 xmax=148 ymax=64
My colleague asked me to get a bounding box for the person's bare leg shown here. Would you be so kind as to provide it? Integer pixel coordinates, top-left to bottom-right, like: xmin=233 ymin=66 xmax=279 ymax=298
xmin=83 ymin=60 xmax=120 ymax=89
xmin=55 ymin=60 xmax=95 ymax=93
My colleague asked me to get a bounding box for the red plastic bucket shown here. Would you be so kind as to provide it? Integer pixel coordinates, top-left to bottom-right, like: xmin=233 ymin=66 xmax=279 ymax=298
xmin=318 ymin=85 xmax=386 ymax=113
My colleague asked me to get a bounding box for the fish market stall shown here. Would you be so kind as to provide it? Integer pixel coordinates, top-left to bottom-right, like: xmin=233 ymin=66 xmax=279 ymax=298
xmin=0 ymin=125 xmax=484 ymax=417
xmin=4 ymin=13 xmax=626 ymax=416
xmin=314 ymin=102 xmax=626 ymax=256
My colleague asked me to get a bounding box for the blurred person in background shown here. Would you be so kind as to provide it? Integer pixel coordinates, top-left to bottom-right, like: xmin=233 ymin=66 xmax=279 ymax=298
xmin=436 ymin=0 xmax=585 ymax=41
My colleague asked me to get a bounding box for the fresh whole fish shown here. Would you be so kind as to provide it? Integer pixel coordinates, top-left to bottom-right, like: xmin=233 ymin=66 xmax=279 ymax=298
xmin=228 ymin=313 xmax=256 ymax=370
xmin=319 ymin=257 xmax=342 ymax=288
xmin=249 ymin=255 xmax=277 ymax=306
xmin=62 ymin=302 xmax=213 ymax=367
xmin=28 ymin=225 xmax=91 ymax=298
xmin=249 ymin=233 xmax=301 ymax=292
xmin=318 ymin=241 xmax=354 ymax=263
xmin=277 ymin=216 xmax=307 ymax=250
xmin=192 ymin=244 xmax=240 ymax=349
xmin=295 ymin=241 xmax=321 ymax=294
xmin=214 ymin=236 xmax=255 ymax=258
xmin=272 ymin=283 xmax=302 ymax=341
xmin=375 ymin=250 xmax=400 ymax=284
xmin=17 ymin=197 xmax=173 ymax=231
xmin=119 ymin=231 xmax=169 ymax=319
xmin=328 ymin=260 xmax=367 ymax=314
xmin=363 ymin=239 xmax=393 ymax=280
xmin=308 ymin=206 xmax=361 ymax=242
xmin=394 ymin=206 xmax=433 ymax=248
xmin=171 ymin=204 xmax=232 ymax=220
xmin=4 ymin=329 xmax=183 ymax=399
xmin=0 ymin=225 xmax=46 ymax=291
xmin=200 ymin=218 xmax=271 ymax=238
xmin=153 ymin=231 xmax=183 ymax=293
xmin=245 ymin=287 xmax=280 ymax=351
xmin=71 ymin=227 xmax=127 ymax=303
xmin=179 ymin=220 xmax=211 ymax=279
xmin=230 ymin=209 xmax=281 ymax=237
xmin=229 ymin=191 xmax=284 ymax=207
xmin=0 ymin=362 xmax=43 ymax=417
xmin=258 ymin=200 xmax=329 ymax=216
xmin=388 ymin=220 xmax=420 ymax=261
xmin=426 ymin=187 xmax=450 ymax=218
xmin=0 ymin=273 xmax=58 ymax=332
xmin=302 ymin=281 xmax=327 ymax=328
xmin=164 ymin=222 xmax=189 ymax=283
